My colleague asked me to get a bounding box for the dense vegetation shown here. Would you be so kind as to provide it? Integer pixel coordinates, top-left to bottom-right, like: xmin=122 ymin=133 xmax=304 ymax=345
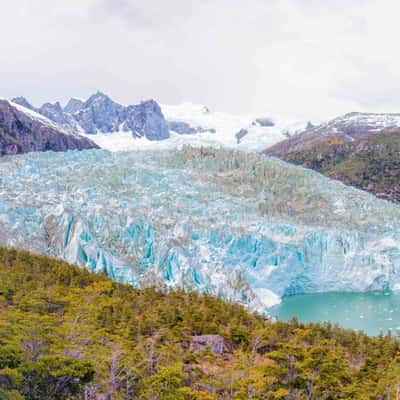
xmin=0 ymin=247 xmax=400 ymax=399
xmin=276 ymin=131 xmax=400 ymax=203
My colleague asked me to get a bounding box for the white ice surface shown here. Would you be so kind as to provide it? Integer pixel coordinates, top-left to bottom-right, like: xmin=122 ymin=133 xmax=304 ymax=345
xmin=80 ymin=102 xmax=308 ymax=153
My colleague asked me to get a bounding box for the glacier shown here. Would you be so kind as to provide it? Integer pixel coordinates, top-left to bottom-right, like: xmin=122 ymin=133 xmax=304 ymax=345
xmin=0 ymin=147 xmax=399 ymax=311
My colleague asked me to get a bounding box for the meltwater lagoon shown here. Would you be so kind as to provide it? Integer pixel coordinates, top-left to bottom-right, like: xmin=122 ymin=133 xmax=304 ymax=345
xmin=0 ymin=147 xmax=400 ymax=316
xmin=270 ymin=291 xmax=400 ymax=336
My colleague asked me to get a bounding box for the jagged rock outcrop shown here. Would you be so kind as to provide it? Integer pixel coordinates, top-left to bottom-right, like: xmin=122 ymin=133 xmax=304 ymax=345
xmin=168 ymin=120 xmax=216 ymax=135
xmin=253 ymin=117 xmax=275 ymax=127
xmin=11 ymin=96 xmax=35 ymax=111
xmin=190 ymin=335 xmax=229 ymax=355
xmin=12 ymin=97 xmax=80 ymax=132
xmin=73 ymin=91 xmax=124 ymax=134
xmin=235 ymin=128 xmax=248 ymax=144
xmin=0 ymin=100 xmax=99 ymax=156
xmin=122 ymin=100 xmax=170 ymax=140
xmin=64 ymin=97 xmax=84 ymax=114
xmin=39 ymin=101 xmax=80 ymax=131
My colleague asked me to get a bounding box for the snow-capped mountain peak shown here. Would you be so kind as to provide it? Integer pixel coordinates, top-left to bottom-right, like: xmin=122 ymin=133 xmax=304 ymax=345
xmin=265 ymin=110 xmax=400 ymax=157
xmin=160 ymin=101 xmax=308 ymax=151
xmin=10 ymin=93 xmax=309 ymax=152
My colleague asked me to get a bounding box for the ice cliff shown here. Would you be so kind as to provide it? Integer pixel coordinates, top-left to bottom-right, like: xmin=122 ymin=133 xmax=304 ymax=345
xmin=0 ymin=147 xmax=399 ymax=310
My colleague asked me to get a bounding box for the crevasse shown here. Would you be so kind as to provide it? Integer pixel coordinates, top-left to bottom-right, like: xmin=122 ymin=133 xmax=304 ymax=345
xmin=0 ymin=147 xmax=399 ymax=310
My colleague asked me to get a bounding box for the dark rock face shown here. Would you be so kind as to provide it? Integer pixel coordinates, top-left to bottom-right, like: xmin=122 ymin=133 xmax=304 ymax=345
xmin=235 ymin=128 xmax=248 ymax=144
xmin=0 ymin=100 xmax=99 ymax=156
xmin=168 ymin=120 xmax=216 ymax=135
xmin=168 ymin=121 xmax=197 ymax=134
xmin=122 ymin=100 xmax=169 ymax=140
xmin=73 ymin=92 xmax=124 ymax=134
xmin=190 ymin=335 xmax=229 ymax=355
xmin=254 ymin=117 xmax=275 ymax=127
xmin=305 ymin=121 xmax=315 ymax=130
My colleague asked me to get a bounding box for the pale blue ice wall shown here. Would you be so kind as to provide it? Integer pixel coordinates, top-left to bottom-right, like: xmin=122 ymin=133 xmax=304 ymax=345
xmin=0 ymin=148 xmax=399 ymax=310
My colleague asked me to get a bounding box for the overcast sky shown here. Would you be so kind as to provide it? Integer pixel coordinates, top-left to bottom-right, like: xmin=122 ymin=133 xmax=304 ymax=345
xmin=1 ymin=0 xmax=399 ymax=120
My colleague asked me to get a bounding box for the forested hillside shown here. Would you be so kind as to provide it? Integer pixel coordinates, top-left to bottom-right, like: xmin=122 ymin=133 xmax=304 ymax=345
xmin=0 ymin=247 xmax=399 ymax=399
xmin=265 ymin=131 xmax=400 ymax=204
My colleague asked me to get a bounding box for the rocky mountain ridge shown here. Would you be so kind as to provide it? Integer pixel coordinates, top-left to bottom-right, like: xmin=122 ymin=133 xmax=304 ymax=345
xmin=13 ymin=92 xmax=170 ymax=141
xmin=265 ymin=111 xmax=400 ymax=156
xmin=0 ymin=100 xmax=98 ymax=156
xmin=266 ymin=130 xmax=400 ymax=203
xmin=264 ymin=112 xmax=400 ymax=204
xmin=13 ymin=93 xmax=305 ymax=151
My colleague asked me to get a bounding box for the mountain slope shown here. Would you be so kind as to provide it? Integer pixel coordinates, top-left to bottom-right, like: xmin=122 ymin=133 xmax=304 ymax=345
xmin=266 ymin=131 xmax=400 ymax=203
xmin=1 ymin=246 xmax=400 ymax=399
xmin=0 ymin=100 xmax=98 ymax=156
xmin=264 ymin=112 xmax=400 ymax=202
xmin=265 ymin=112 xmax=400 ymax=156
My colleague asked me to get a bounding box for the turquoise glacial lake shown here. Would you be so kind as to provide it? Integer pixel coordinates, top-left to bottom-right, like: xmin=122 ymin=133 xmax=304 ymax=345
xmin=269 ymin=292 xmax=400 ymax=336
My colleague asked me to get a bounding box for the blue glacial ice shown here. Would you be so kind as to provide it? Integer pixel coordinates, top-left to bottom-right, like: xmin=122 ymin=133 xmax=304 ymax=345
xmin=0 ymin=147 xmax=399 ymax=310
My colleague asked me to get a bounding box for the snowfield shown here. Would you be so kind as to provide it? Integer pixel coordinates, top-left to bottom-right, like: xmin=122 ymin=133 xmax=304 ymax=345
xmin=80 ymin=102 xmax=308 ymax=152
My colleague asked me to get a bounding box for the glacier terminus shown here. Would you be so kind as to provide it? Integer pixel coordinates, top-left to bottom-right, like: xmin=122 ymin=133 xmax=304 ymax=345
xmin=0 ymin=147 xmax=399 ymax=311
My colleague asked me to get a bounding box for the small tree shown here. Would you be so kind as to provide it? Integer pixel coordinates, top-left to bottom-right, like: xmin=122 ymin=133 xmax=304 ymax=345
xmin=140 ymin=363 xmax=185 ymax=400
xmin=19 ymin=356 xmax=94 ymax=400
